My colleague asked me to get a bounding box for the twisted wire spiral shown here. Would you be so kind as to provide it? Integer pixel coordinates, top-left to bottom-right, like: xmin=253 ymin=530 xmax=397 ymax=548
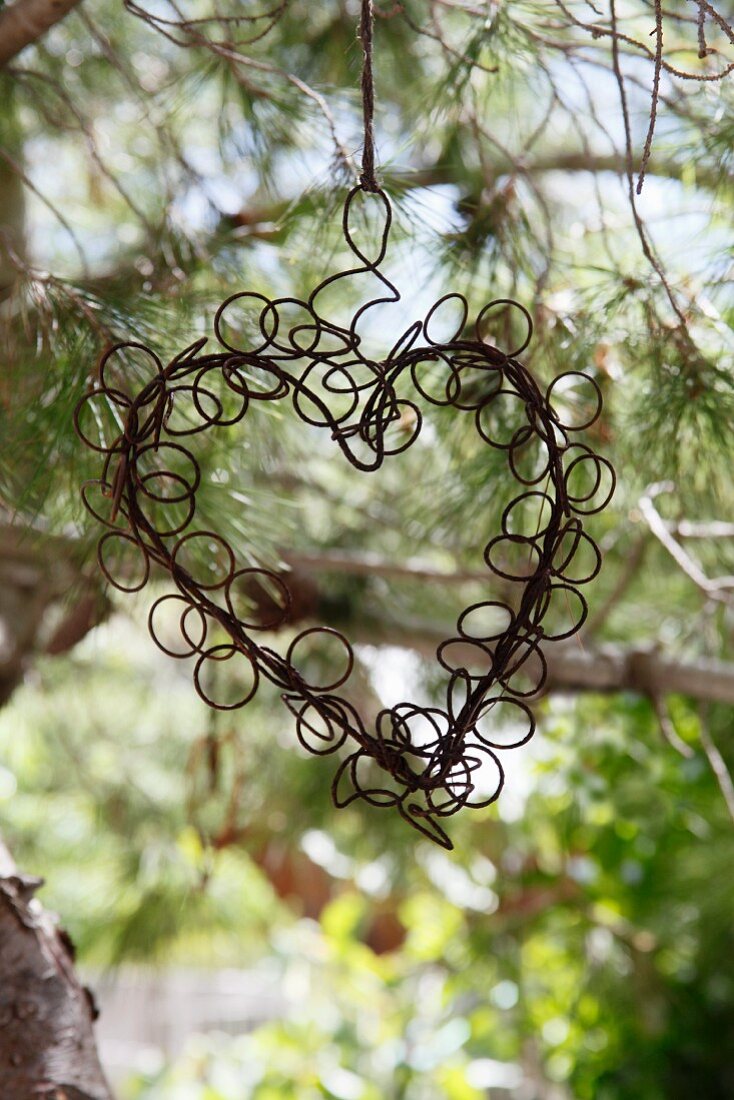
xmin=75 ymin=185 xmax=614 ymax=849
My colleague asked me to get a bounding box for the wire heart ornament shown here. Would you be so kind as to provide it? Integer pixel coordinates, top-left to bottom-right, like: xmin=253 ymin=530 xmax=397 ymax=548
xmin=75 ymin=185 xmax=614 ymax=849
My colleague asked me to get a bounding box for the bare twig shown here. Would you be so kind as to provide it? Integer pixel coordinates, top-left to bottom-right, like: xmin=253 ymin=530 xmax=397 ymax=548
xmin=674 ymin=520 xmax=734 ymax=539
xmin=609 ymin=0 xmax=688 ymax=327
xmin=638 ymin=485 xmax=734 ymax=605
xmin=637 ymin=0 xmax=663 ymax=193
xmin=651 ymin=692 xmax=694 ymax=758
xmin=699 ymin=708 xmax=734 ymax=823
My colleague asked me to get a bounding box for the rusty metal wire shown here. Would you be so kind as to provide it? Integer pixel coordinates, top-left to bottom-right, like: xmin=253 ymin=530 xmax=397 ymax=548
xmin=74 ymin=180 xmax=614 ymax=849
xmin=73 ymin=0 xmax=614 ymax=849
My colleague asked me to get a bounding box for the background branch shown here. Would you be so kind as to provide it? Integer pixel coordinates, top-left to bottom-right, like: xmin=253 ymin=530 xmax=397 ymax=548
xmin=0 ymin=0 xmax=83 ymax=68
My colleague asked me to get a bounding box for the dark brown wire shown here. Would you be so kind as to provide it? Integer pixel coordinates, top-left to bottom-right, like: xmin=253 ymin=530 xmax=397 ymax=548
xmin=74 ymin=180 xmax=614 ymax=850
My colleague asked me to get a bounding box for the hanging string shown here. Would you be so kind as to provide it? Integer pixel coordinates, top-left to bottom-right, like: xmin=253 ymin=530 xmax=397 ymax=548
xmin=697 ymin=0 xmax=709 ymax=58
xmin=359 ymin=0 xmax=379 ymax=191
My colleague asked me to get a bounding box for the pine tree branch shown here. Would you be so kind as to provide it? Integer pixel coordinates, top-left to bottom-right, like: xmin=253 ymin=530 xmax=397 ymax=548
xmin=0 ymin=0 xmax=82 ymax=68
xmin=638 ymin=486 xmax=734 ymax=605
xmin=283 ymin=549 xmax=489 ymax=584
xmin=350 ymin=618 xmax=734 ymax=707
xmin=5 ymin=526 xmax=734 ymax=709
xmin=272 ymin=550 xmax=734 ymax=706
xmin=0 ymin=522 xmax=101 ymax=704
xmin=226 ymin=151 xmax=729 ymax=235
xmin=520 ymin=151 xmax=727 ymax=192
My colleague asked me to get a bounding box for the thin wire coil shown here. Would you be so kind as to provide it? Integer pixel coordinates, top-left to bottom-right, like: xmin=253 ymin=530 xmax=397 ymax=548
xmin=75 ymin=185 xmax=614 ymax=849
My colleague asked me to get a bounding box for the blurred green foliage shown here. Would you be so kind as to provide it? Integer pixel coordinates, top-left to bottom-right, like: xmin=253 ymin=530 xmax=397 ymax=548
xmin=2 ymin=625 xmax=733 ymax=1099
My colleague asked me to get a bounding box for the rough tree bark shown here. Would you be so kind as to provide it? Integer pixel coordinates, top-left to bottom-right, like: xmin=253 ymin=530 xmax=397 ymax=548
xmin=0 ymin=840 xmax=113 ymax=1099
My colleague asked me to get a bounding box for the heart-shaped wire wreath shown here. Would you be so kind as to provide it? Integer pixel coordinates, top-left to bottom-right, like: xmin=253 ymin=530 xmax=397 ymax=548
xmin=74 ymin=184 xmax=613 ymax=848
xmin=74 ymin=2 xmax=613 ymax=849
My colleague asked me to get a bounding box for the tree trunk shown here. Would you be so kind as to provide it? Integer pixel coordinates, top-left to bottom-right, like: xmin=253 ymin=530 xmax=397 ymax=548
xmin=0 ymin=80 xmax=113 ymax=1096
xmin=0 ymin=841 xmax=113 ymax=1099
